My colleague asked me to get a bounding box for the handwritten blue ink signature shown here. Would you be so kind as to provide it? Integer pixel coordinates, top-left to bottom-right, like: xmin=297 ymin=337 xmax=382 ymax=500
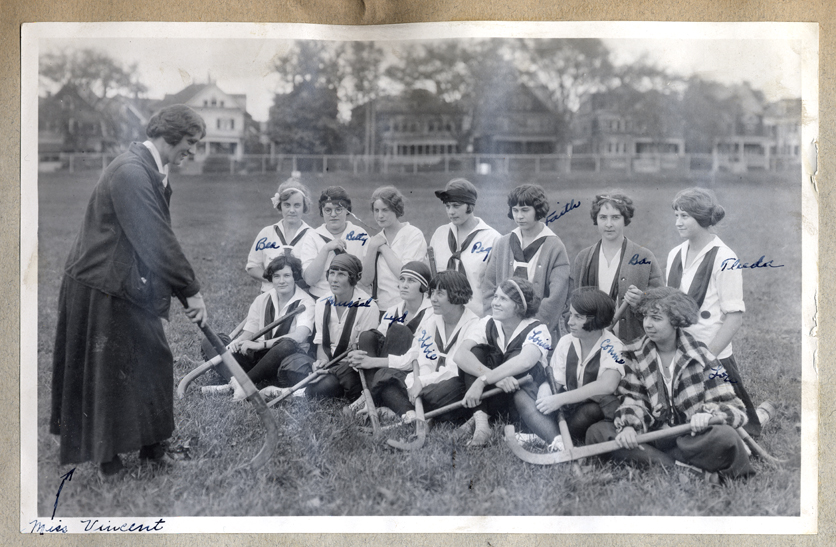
xmin=28 ymin=520 xmax=68 ymax=534
xmin=346 ymin=230 xmax=369 ymax=245
xmin=708 ymin=366 xmax=738 ymax=383
xmin=383 ymin=311 xmax=407 ymax=325
xmin=255 ymin=237 xmax=283 ymax=251
xmin=628 ymin=254 xmax=651 ymax=266
xmin=418 ymin=329 xmax=437 ymax=361
xmin=601 ymin=338 xmax=625 ymax=364
xmin=545 ymin=199 xmax=581 ymax=225
xmin=529 ymin=328 xmax=552 ymax=351
xmin=471 ymin=241 xmax=492 ymax=262
xmin=326 ymin=297 xmax=373 ymax=308
xmin=720 ymin=256 xmax=784 ymax=271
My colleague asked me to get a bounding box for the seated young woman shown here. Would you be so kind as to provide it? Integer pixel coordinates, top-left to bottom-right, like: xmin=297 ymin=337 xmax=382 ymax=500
xmin=515 ymin=287 xmax=625 ymax=449
xmin=306 ymin=253 xmax=381 ymax=401
xmin=346 ymin=261 xmax=433 ymax=400
xmin=586 ymin=287 xmax=754 ymax=481
xmin=202 ymin=255 xmax=316 ymax=399
xmin=368 ymin=270 xmax=480 ymax=422
xmin=454 ymin=277 xmax=552 ymax=447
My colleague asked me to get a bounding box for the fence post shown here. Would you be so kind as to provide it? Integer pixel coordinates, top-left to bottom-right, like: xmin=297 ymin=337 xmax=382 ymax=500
xmin=323 ymin=156 xmax=328 ymax=174
xmin=69 ymin=154 xmax=74 ymax=173
xmin=444 ymin=156 xmax=449 ymax=173
xmin=292 ymin=155 xmax=297 ymax=172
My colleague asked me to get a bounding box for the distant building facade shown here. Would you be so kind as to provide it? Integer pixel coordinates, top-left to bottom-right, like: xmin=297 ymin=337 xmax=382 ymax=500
xmin=472 ymin=84 xmax=560 ymax=155
xmin=155 ymin=80 xmax=247 ymax=160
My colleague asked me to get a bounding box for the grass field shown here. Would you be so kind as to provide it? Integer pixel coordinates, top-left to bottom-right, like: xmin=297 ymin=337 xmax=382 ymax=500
xmin=35 ymin=168 xmax=803 ymax=518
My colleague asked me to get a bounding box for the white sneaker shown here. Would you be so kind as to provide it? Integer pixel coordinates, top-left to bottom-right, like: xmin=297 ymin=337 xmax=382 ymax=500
xmin=402 ymin=410 xmax=417 ymax=424
xmin=259 ymin=386 xmax=289 ymax=399
xmin=757 ymin=401 xmax=776 ymax=426
xmin=201 ymin=384 xmax=233 ymax=395
xmin=230 ymin=378 xmax=247 ymax=401
xmin=515 ymin=432 xmax=547 ymax=448
xmin=548 ymin=435 xmax=565 ymax=453
xmin=348 ymin=396 xmax=365 ymax=412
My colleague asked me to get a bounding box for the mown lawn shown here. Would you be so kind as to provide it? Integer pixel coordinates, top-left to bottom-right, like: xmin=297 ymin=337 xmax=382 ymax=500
xmin=35 ymin=167 xmax=803 ymax=517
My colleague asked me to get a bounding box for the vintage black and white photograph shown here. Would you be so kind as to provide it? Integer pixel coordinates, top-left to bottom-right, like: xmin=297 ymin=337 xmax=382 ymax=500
xmin=20 ymin=21 xmax=817 ymax=534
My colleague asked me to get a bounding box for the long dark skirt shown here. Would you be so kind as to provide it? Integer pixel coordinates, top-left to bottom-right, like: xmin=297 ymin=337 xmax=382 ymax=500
xmin=50 ymin=276 xmax=175 ymax=465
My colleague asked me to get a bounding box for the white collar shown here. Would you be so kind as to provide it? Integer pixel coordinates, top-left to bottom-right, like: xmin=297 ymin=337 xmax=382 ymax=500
xmin=680 ymin=235 xmax=722 ymax=267
xmin=142 ymin=140 xmax=169 ymax=187
xmin=512 ymin=224 xmax=555 ymax=242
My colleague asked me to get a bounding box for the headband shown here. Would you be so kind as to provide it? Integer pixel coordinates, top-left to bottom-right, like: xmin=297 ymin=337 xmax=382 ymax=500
xmin=401 ymin=268 xmax=430 ymax=291
xmin=329 ymin=253 xmax=362 ymax=277
xmin=596 ymin=194 xmax=625 ymax=205
xmin=271 ymin=187 xmax=303 ymax=209
xmin=505 ymin=279 xmax=527 ymax=315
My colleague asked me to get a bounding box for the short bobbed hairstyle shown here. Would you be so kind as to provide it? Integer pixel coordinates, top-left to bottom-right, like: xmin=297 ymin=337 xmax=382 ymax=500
xmin=370 ymin=186 xmax=405 ymax=218
xmin=498 ymin=277 xmax=540 ymax=319
xmin=263 ymin=254 xmax=304 ymax=283
xmin=318 ymin=186 xmax=352 ymax=216
xmin=590 ymin=191 xmax=635 ymax=226
xmin=146 ymin=104 xmax=206 ymax=146
xmin=570 ymin=287 xmax=616 ymax=331
xmin=672 ymin=187 xmax=726 ymax=228
xmin=428 ymin=270 xmax=472 ymax=305
xmin=275 ymin=178 xmax=312 ymax=213
xmin=506 ymin=184 xmax=550 ymax=221
xmin=636 ymin=287 xmax=699 ymax=329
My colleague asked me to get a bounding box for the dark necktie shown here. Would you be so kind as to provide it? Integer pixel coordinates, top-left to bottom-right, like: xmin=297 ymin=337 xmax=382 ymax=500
xmin=510 ymin=232 xmax=547 ymax=278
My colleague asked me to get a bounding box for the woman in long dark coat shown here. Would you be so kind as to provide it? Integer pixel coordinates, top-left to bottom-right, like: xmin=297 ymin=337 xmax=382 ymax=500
xmin=50 ymin=104 xmax=208 ymax=477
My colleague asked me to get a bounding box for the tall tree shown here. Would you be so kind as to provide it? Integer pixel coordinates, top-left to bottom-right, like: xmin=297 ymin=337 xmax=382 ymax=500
xmin=268 ymin=41 xmax=344 ymax=153
xmin=40 ymin=48 xmax=147 ymax=99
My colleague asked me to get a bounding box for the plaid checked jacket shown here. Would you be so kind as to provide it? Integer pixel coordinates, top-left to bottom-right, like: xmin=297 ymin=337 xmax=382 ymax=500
xmin=613 ymin=329 xmax=748 ymax=433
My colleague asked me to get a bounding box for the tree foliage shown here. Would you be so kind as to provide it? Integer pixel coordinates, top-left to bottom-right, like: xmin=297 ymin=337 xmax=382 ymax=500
xmin=40 ymin=48 xmax=147 ymax=100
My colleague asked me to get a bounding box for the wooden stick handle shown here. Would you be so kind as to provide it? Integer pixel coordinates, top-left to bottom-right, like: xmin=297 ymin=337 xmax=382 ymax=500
xmin=266 ymin=350 xmax=349 ymax=407
xmin=424 ymin=375 xmax=533 ymax=420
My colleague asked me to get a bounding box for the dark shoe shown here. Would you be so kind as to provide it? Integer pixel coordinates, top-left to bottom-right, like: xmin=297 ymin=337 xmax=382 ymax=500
xmin=98 ymin=454 xmax=126 ymax=481
xmin=139 ymin=442 xmax=175 ymax=467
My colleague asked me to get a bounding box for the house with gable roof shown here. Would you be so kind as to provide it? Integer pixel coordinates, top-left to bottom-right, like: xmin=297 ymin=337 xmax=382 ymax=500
xmin=155 ymin=79 xmax=247 ymax=160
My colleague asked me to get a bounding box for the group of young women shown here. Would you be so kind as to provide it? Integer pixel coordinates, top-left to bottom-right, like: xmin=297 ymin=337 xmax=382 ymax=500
xmin=210 ymin=172 xmax=765 ymax=481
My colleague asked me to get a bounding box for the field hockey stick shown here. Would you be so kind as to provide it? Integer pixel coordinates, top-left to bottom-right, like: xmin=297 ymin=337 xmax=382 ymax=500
xmin=427 ymin=246 xmax=438 ymax=277
xmin=176 ymin=293 xmax=279 ymax=470
xmin=423 ymin=375 xmax=533 ymax=420
xmin=505 ymin=416 xmax=725 ymax=466
xmin=387 ymin=360 xmax=427 ymax=451
xmin=735 ymin=427 xmax=787 ymax=465
xmin=609 ymin=300 xmax=630 ymax=329
xmin=541 ymin=365 xmax=582 ymax=473
xmin=357 ymin=366 xmax=382 ymax=438
xmin=347 ymin=210 xmax=377 ymax=234
xmin=177 ymin=305 xmax=306 ymax=398
xmin=266 ymin=350 xmax=350 ymax=408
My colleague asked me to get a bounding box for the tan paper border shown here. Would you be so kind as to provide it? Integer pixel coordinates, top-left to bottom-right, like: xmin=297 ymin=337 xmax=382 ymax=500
xmin=2 ymin=1 xmax=831 ymax=546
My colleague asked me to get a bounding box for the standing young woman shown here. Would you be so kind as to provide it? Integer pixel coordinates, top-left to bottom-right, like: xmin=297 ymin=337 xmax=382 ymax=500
xmin=298 ymin=187 xmax=369 ymax=299
xmin=246 ymin=177 xmax=317 ymax=292
xmin=569 ymin=192 xmax=663 ymax=343
xmin=51 ymin=104 xmax=208 ymax=477
xmin=429 ymin=178 xmax=500 ymax=316
xmin=455 ymin=277 xmax=552 ymax=447
xmin=202 ymin=255 xmax=316 ymax=400
xmin=665 ymin=187 xmax=761 ymax=436
xmin=361 ymin=186 xmax=428 ymax=311
xmin=482 ymin=184 xmax=570 ymax=338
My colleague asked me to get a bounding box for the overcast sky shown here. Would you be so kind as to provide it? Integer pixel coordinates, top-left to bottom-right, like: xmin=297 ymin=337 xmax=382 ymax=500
xmin=38 ymin=35 xmax=802 ymax=123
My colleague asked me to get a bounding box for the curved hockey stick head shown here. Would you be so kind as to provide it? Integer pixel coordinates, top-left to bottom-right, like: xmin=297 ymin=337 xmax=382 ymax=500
xmin=504 ymin=425 xmax=568 ymax=465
